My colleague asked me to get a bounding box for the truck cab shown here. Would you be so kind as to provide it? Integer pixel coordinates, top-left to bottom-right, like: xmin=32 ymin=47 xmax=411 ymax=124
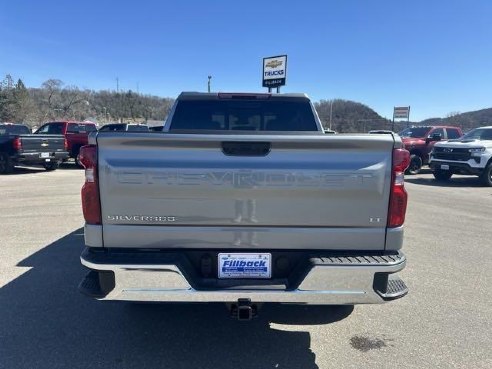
xmin=98 ymin=123 xmax=149 ymax=132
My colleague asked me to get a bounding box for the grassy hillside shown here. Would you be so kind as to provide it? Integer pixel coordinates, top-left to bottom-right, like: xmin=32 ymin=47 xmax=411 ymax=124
xmin=419 ymin=108 xmax=492 ymax=131
xmin=315 ymin=99 xmax=398 ymax=133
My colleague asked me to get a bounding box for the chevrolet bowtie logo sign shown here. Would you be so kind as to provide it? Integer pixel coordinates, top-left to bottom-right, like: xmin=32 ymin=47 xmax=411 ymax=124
xmin=262 ymin=55 xmax=287 ymax=89
xmin=265 ymin=60 xmax=283 ymax=69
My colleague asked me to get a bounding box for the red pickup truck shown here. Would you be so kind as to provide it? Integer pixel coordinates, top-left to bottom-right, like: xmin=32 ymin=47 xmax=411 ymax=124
xmin=398 ymin=126 xmax=463 ymax=174
xmin=35 ymin=121 xmax=97 ymax=163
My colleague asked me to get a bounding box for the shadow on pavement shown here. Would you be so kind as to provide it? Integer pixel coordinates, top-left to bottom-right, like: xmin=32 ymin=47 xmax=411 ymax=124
xmin=4 ymin=162 xmax=81 ymax=175
xmin=0 ymin=229 xmax=353 ymax=369
xmin=407 ymin=167 xmax=432 ymax=175
xmin=59 ymin=161 xmax=83 ymax=170
xmin=5 ymin=166 xmax=46 ymax=175
xmin=405 ymin=175 xmax=482 ymax=188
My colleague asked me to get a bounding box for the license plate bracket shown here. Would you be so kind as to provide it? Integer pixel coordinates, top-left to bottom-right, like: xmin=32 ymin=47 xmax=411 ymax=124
xmin=218 ymin=253 xmax=271 ymax=279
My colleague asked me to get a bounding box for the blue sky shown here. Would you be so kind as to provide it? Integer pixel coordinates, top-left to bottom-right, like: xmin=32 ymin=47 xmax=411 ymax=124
xmin=1 ymin=0 xmax=491 ymax=121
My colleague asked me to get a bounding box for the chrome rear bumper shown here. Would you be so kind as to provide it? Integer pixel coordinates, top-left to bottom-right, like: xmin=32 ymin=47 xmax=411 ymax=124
xmin=80 ymin=248 xmax=407 ymax=305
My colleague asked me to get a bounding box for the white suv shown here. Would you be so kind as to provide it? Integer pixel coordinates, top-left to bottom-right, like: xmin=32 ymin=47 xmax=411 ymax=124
xmin=429 ymin=126 xmax=492 ymax=186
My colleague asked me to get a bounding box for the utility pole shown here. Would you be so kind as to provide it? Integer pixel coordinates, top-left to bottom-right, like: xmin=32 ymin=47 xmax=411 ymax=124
xmin=329 ymin=100 xmax=333 ymax=130
xmin=207 ymin=76 xmax=212 ymax=93
xmin=407 ymin=106 xmax=411 ymax=129
xmin=116 ymin=77 xmax=119 ymax=92
xmin=137 ymin=82 xmax=139 ymax=94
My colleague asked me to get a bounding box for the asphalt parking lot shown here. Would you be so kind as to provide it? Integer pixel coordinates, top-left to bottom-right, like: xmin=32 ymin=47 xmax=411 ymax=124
xmin=0 ymin=166 xmax=491 ymax=369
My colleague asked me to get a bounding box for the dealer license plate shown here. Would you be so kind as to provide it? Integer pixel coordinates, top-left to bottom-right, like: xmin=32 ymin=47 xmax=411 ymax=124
xmin=218 ymin=253 xmax=271 ymax=279
xmin=441 ymin=164 xmax=449 ymax=170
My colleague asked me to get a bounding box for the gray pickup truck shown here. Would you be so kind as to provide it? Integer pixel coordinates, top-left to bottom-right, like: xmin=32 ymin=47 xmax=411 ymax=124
xmin=78 ymin=92 xmax=410 ymax=320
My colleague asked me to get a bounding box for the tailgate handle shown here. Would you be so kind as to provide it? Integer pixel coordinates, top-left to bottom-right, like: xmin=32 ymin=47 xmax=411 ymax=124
xmin=221 ymin=141 xmax=271 ymax=156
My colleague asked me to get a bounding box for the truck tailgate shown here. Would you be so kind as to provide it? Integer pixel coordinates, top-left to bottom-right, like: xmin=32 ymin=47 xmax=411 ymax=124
xmin=20 ymin=134 xmax=66 ymax=153
xmin=97 ymin=133 xmax=396 ymax=250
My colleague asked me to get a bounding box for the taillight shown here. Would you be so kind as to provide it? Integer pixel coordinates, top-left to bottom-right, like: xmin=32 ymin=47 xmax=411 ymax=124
xmin=79 ymin=145 xmax=101 ymax=224
xmin=13 ymin=137 xmax=22 ymax=151
xmin=64 ymin=138 xmax=68 ymax=151
xmin=387 ymin=148 xmax=410 ymax=228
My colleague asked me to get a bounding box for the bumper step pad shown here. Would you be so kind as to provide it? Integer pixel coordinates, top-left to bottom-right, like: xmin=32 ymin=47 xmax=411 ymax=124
xmin=79 ymin=270 xmax=115 ymax=298
xmin=312 ymin=253 xmax=405 ymax=266
xmin=375 ymin=276 xmax=408 ymax=301
xmin=79 ymin=270 xmax=104 ymax=298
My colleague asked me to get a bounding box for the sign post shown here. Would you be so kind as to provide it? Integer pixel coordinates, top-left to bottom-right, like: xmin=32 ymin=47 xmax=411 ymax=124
xmin=262 ymin=55 xmax=287 ymax=92
xmin=392 ymin=106 xmax=410 ymax=131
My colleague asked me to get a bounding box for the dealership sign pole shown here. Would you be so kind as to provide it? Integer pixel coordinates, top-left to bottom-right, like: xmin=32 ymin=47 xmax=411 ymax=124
xmin=392 ymin=106 xmax=410 ymax=131
xmin=262 ymin=55 xmax=287 ymax=93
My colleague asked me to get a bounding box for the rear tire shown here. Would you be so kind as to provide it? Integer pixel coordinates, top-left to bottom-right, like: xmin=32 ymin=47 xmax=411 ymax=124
xmin=480 ymin=163 xmax=492 ymax=187
xmin=75 ymin=154 xmax=84 ymax=168
xmin=433 ymin=169 xmax=452 ymax=181
xmin=406 ymin=154 xmax=423 ymax=175
xmin=72 ymin=145 xmax=84 ymax=168
xmin=44 ymin=162 xmax=59 ymax=171
xmin=0 ymin=152 xmax=14 ymax=174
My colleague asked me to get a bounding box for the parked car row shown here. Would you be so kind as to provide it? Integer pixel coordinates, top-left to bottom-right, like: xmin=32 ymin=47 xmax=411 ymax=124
xmin=3 ymin=119 xmax=491 ymax=187
xmin=398 ymin=125 xmax=463 ymax=174
xmin=429 ymin=126 xmax=492 ymax=186
xmin=396 ymin=125 xmax=492 ymax=186
xmin=1 ymin=121 xmax=161 ymax=174
xmin=388 ymin=126 xmax=492 ymax=187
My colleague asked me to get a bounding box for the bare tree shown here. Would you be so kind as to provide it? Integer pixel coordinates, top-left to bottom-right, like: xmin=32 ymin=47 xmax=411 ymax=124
xmin=41 ymin=79 xmax=63 ymax=111
xmin=5 ymin=75 xmax=174 ymax=124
